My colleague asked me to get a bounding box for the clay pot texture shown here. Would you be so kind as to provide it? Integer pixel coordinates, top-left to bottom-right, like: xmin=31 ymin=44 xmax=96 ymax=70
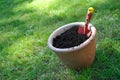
xmin=48 ymin=22 xmax=96 ymax=70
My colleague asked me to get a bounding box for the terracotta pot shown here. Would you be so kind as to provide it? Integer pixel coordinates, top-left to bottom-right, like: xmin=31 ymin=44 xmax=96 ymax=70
xmin=48 ymin=22 xmax=96 ymax=70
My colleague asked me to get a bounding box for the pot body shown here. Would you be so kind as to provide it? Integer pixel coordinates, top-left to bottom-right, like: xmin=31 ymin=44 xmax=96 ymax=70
xmin=48 ymin=22 xmax=96 ymax=69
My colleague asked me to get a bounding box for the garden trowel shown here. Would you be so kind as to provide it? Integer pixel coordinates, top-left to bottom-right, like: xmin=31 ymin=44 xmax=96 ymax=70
xmin=78 ymin=7 xmax=94 ymax=37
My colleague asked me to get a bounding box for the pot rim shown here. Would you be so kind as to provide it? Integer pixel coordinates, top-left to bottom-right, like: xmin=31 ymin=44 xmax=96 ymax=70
xmin=48 ymin=22 xmax=96 ymax=53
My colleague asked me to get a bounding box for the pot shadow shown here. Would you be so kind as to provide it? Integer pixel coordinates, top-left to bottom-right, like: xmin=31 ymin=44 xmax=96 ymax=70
xmin=90 ymin=38 xmax=120 ymax=80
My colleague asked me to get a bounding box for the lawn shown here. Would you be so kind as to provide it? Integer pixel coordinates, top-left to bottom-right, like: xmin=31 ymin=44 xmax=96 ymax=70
xmin=0 ymin=0 xmax=120 ymax=80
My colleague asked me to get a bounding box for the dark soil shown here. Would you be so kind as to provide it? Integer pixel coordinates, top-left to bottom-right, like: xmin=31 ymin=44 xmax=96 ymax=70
xmin=53 ymin=26 xmax=89 ymax=48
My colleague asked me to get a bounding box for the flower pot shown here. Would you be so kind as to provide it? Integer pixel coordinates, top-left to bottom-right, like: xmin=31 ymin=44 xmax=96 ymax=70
xmin=48 ymin=22 xmax=96 ymax=70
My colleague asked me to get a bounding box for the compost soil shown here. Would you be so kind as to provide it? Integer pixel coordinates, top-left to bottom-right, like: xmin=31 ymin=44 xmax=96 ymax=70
xmin=53 ymin=26 xmax=89 ymax=48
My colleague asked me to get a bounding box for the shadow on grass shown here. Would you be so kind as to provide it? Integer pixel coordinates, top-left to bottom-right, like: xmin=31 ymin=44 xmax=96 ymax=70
xmin=0 ymin=0 xmax=34 ymax=18
xmin=91 ymin=38 xmax=120 ymax=80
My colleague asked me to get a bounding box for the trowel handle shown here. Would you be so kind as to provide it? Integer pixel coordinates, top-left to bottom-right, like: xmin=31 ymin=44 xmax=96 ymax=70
xmin=85 ymin=7 xmax=94 ymax=24
xmin=84 ymin=7 xmax=94 ymax=34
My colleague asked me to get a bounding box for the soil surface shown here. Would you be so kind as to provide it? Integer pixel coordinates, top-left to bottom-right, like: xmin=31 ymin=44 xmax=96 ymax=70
xmin=53 ymin=26 xmax=89 ymax=48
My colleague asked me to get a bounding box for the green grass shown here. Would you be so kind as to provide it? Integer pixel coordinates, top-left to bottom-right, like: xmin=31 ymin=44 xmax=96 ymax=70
xmin=0 ymin=0 xmax=120 ymax=80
